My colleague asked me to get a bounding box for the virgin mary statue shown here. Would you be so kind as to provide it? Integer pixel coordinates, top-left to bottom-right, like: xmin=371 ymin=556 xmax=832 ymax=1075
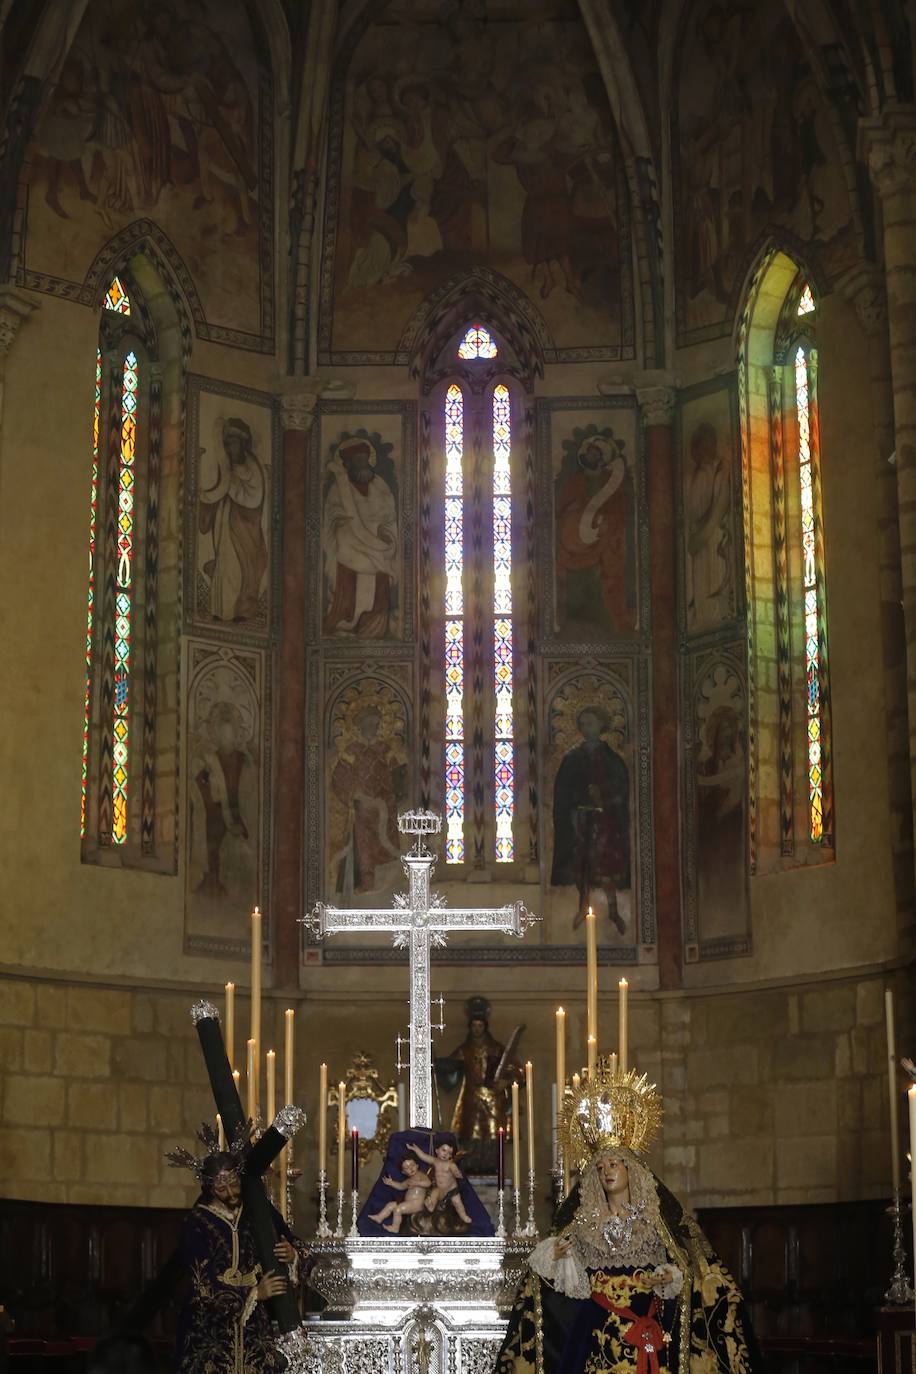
xmin=496 ymin=1063 xmax=762 ymax=1374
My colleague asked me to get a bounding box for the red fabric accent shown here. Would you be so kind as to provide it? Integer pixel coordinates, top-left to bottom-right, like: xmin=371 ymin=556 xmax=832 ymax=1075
xmin=590 ymin=1292 xmax=665 ymax=1374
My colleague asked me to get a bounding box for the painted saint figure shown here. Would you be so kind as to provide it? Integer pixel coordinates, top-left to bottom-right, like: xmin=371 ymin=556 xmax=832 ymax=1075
xmin=192 ymin=699 xmax=253 ymax=901
xmin=323 ymin=437 xmax=398 ymax=638
xmin=329 ymin=703 xmax=407 ymax=898
xmin=198 ymin=417 xmax=268 ymax=622
xmin=686 ymin=421 xmax=731 ymax=631
xmin=551 ymin=706 xmax=630 ymax=932
xmin=555 ymin=434 xmax=635 ymax=635
xmin=696 ymin=702 xmax=746 ymax=939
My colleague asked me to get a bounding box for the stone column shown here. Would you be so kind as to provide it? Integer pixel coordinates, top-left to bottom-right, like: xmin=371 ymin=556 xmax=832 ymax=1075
xmin=860 ymin=105 xmax=916 ymax=883
xmin=837 ymin=263 xmax=914 ymax=931
xmin=637 ymin=381 xmax=682 ymax=989
xmin=273 ymin=384 xmax=318 ymax=986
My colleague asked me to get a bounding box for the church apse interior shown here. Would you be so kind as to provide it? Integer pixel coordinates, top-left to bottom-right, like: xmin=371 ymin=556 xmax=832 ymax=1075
xmin=0 ymin=0 xmax=915 ymax=1369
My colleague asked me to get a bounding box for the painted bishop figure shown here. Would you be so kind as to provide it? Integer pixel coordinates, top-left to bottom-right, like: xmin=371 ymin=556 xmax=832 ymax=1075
xmin=306 ymin=809 xmax=537 ymax=1128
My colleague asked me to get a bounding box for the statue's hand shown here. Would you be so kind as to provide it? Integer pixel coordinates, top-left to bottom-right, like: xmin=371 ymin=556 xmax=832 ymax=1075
xmin=554 ymin=1238 xmax=571 ymax=1261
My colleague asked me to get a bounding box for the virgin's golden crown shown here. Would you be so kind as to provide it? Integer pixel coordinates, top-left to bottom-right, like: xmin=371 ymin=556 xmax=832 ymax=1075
xmin=560 ymin=1057 xmax=663 ymax=1170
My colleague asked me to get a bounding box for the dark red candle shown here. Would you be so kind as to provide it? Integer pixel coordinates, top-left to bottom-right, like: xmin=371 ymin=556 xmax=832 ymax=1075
xmin=497 ymin=1126 xmax=505 ymax=1191
xmin=351 ymin=1128 xmax=359 ymax=1191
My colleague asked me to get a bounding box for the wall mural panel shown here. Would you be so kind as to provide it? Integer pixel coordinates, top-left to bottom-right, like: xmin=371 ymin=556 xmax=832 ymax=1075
xmin=185 ymin=377 xmax=280 ymax=639
xmin=683 ymin=648 xmax=750 ymax=960
xmin=677 ymin=376 xmax=742 ymax=638
xmin=312 ymin=403 xmax=416 ymax=645
xmin=319 ymin=0 xmax=633 ymax=364
xmin=183 ymin=639 xmax=269 ymax=958
xmin=537 ymin=399 xmax=646 ymax=646
xmin=541 ymin=662 xmax=656 ymax=962
xmin=673 ymin=1 xmax=856 ymax=344
xmin=324 ymin=675 xmax=411 ymax=905
xmin=16 ymin=0 xmax=274 ymax=351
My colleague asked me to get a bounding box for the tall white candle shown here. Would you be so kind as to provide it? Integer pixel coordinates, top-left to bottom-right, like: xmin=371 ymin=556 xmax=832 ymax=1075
xmin=587 ymin=1034 xmax=597 ymax=1079
xmin=511 ymin=1080 xmax=521 ymax=1189
xmin=525 ymin=1061 xmax=535 ymax=1174
xmin=250 ymin=908 xmax=262 ymax=1114
xmin=551 ymin=1082 xmax=558 ymax=1170
xmin=618 ymin=978 xmax=629 ymax=1073
xmin=885 ymin=989 xmax=901 ymax=1191
xmin=397 ymin=1082 xmax=407 ymax=1132
xmin=225 ymin=983 xmax=235 ymax=1072
xmin=246 ymin=1039 xmax=256 ymax=1123
xmin=318 ymin=1063 xmax=328 ymax=1175
xmin=284 ymin=1009 xmax=295 ymax=1105
xmin=555 ymin=1008 xmax=566 ymax=1104
xmin=337 ymin=1080 xmax=346 ymax=1195
xmin=585 ymin=909 xmax=598 ymax=1053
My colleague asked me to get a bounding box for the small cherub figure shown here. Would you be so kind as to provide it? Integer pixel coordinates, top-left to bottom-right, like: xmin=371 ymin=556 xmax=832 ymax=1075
xmin=367 ymin=1156 xmax=433 ymax=1234
xmin=407 ymin=1138 xmax=472 ymax=1225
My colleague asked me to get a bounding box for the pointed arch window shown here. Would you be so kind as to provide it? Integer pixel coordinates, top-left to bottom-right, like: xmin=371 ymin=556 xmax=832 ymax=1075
xmin=739 ymin=266 xmax=833 ymax=868
xmin=435 ymin=326 xmax=522 ymax=867
xmin=81 ymin=272 xmax=167 ymax=860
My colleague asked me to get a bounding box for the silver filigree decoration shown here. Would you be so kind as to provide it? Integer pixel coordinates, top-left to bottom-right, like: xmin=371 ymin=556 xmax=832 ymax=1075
xmin=430 ymin=930 xmax=448 ymax=948
xmin=392 ymin=930 xmax=410 ymax=950
xmin=303 ymin=902 xmax=326 ymax=937
xmin=429 ymin=892 xmax=447 ymax=909
xmin=393 ymin=892 xmax=409 ymax=909
xmin=274 ymin=1104 xmax=308 ymax=1139
xmin=275 ymin=1324 xmax=314 ymax=1371
xmin=190 ymin=999 xmax=219 ymax=1024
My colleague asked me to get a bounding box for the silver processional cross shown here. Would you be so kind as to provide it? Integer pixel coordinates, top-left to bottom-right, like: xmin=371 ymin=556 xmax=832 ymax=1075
xmin=307 ymin=809 xmax=537 ymax=1128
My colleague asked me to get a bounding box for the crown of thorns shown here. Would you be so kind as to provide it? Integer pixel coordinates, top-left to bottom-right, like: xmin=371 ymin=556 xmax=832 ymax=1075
xmin=165 ymin=1121 xmax=252 ymax=1181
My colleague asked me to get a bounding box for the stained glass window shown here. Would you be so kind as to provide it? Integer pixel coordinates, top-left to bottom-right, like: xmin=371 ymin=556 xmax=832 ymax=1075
xmin=794 ymin=344 xmax=823 ymax=843
xmin=112 ymin=350 xmax=139 ymax=844
xmin=492 ymin=384 xmax=514 ymax=862
xmin=797 ymin=283 xmax=815 ymax=316
xmin=444 ymin=383 xmax=465 ymax=862
xmin=458 ymin=325 xmax=498 ymax=360
xmin=105 ymin=276 xmax=131 ymax=315
xmin=80 ymin=349 xmax=103 ymax=836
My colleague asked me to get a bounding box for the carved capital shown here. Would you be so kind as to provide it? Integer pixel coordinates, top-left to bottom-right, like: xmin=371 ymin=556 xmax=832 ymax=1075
xmin=834 ymin=262 xmax=888 ymax=338
xmin=0 ymin=287 xmax=38 ymax=357
xmin=859 ymin=105 xmax=916 ymax=201
xmin=636 ymin=384 xmax=676 ymax=427
xmin=280 ymin=382 xmax=320 ymax=432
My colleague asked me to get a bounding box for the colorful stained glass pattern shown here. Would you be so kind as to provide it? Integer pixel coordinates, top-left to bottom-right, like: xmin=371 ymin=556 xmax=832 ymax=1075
xmin=112 ymin=350 xmax=139 ymax=845
xmin=795 ymin=345 xmax=823 ymax=843
xmin=444 ymin=383 xmax=465 ymax=862
xmin=492 ymin=383 xmax=514 ymax=862
xmin=105 ymin=276 xmax=131 ymax=315
xmin=797 ymin=283 xmax=815 ymax=316
xmin=80 ymin=348 xmax=103 ymax=836
xmin=457 ymin=325 xmax=498 ymax=360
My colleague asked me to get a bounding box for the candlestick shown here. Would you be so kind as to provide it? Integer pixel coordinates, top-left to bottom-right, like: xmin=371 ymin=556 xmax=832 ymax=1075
xmin=587 ymin=1034 xmax=597 ymax=1079
xmin=884 ymin=1188 xmax=916 ymax=1305
xmin=525 ymin=1061 xmax=535 ymax=1174
xmin=351 ymin=1128 xmax=360 ymax=1193
xmin=246 ymin=1039 xmax=256 ymax=1123
xmin=217 ymin=1113 xmax=225 ymax=1150
xmin=225 ymin=983 xmax=235 ymax=1072
xmin=497 ymin=1126 xmax=505 ymax=1191
xmin=618 ymin=978 xmax=629 ymax=1073
xmin=513 ymin=1184 xmax=522 ymax=1237
xmin=318 ymin=1063 xmax=328 ymax=1176
xmin=496 ymin=1184 xmax=506 ymax=1238
xmin=250 ymin=909 xmax=262 ymax=1113
xmin=585 ymin=908 xmax=598 ymax=1053
xmin=885 ymin=990 xmax=901 ymax=1190
xmin=336 ymin=1080 xmax=346 ymax=1197
xmin=284 ymin=1009 xmax=295 ymax=1105
xmin=336 ymin=1187 xmax=345 ymax=1239
xmin=266 ymin=1049 xmax=276 ymax=1126
xmin=524 ymin=1167 xmax=537 ymax=1237
xmin=349 ymin=1187 xmax=359 ymax=1239
xmin=316 ymin=1168 xmax=332 ymax=1238
xmin=511 ymin=1080 xmax=520 ymax=1191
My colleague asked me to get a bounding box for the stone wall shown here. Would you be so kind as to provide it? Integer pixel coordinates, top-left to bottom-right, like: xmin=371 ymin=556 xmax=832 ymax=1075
xmin=1 ymin=966 xmax=910 ymax=1223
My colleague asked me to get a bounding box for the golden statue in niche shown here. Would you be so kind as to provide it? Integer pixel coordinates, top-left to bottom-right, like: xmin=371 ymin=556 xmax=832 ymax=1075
xmin=438 ymin=997 xmax=524 ymax=1151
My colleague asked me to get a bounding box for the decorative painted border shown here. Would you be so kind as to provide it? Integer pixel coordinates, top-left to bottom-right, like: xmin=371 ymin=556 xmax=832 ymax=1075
xmin=183 ymin=375 xmax=282 ymax=645
xmin=681 ymin=642 xmax=751 ymax=961
xmin=536 ymin=395 xmax=651 ymax=650
xmin=181 ymin=637 xmax=273 ymax=960
xmin=308 ymin=400 xmax=417 ymax=646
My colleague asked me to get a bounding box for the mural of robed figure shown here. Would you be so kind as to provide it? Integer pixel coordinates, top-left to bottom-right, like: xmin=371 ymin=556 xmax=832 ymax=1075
xmin=555 ymin=434 xmax=635 ymax=635
xmin=198 ymin=417 xmax=268 ymax=622
xmin=324 ymin=437 xmax=398 ymax=638
xmin=551 ymin=706 xmax=630 ymax=934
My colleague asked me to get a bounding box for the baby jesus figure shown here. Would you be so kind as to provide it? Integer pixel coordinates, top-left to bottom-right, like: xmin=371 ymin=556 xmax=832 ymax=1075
xmin=407 ymin=1139 xmax=473 ymax=1226
xmin=367 ymin=1156 xmax=432 ymax=1233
